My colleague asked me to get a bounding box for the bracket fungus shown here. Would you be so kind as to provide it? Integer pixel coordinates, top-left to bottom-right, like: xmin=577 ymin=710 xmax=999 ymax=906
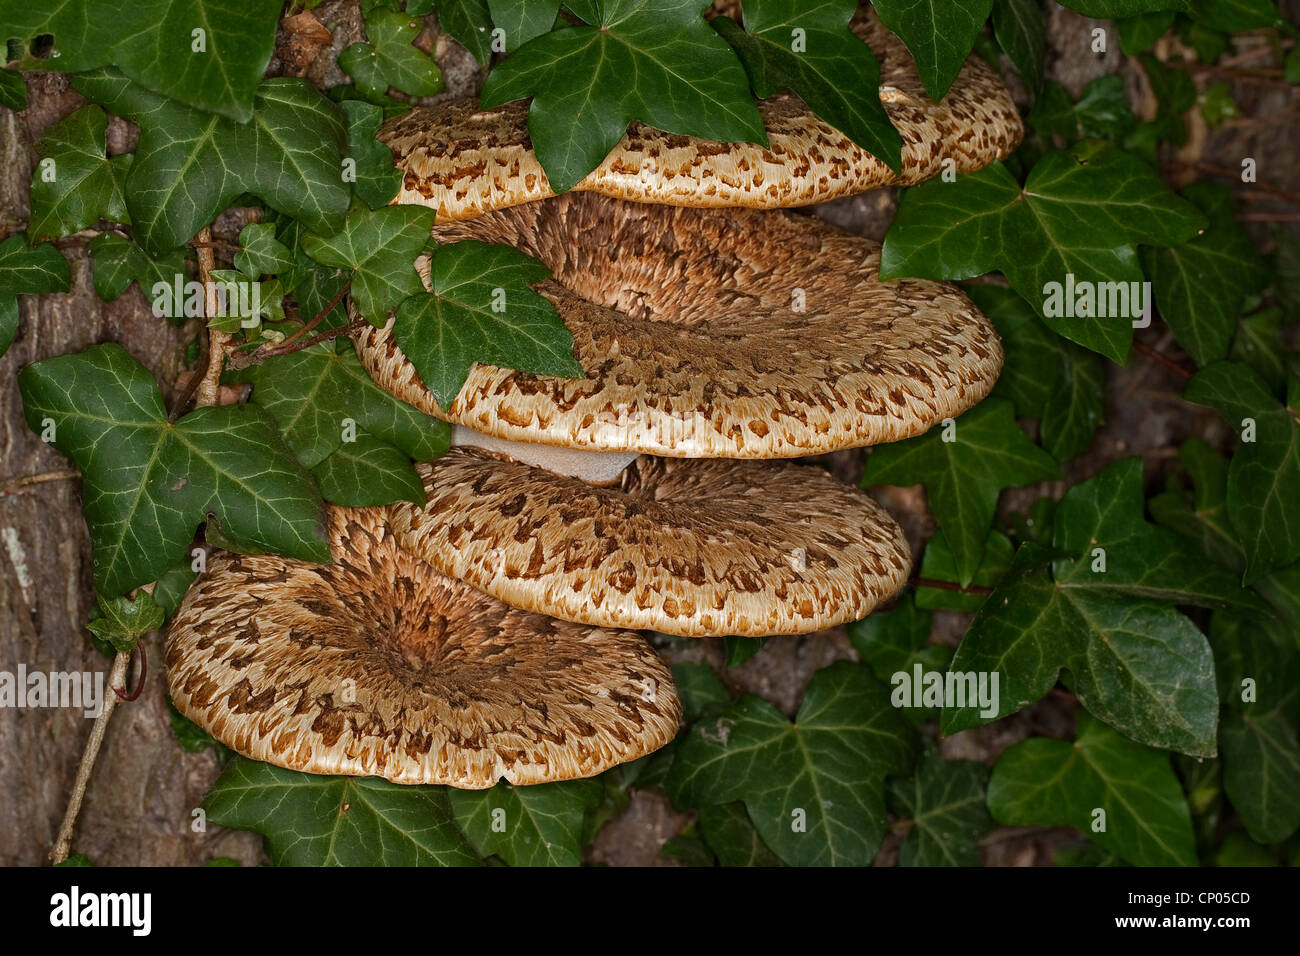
xmin=166 ymin=4 xmax=1023 ymax=786
xmin=166 ymin=506 xmax=681 ymax=787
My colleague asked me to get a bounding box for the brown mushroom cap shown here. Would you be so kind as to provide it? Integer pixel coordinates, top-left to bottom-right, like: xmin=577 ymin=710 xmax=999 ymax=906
xmin=354 ymin=193 xmax=1002 ymax=457
xmin=387 ymin=448 xmax=913 ymax=637
xmin=381 ymin=8 xmax=1022 ymax=221
xmin=165 ymin=506 xmax=681 ymax=788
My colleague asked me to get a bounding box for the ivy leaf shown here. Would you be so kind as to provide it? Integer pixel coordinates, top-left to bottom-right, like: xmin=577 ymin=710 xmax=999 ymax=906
xmin=862 ymin=398 xmax=1060 ymax=585
xmin=479 ymin=0 xmax=765 ymax=193
xmin=341 ymin=10 xmax=445 ymax=98
xmin=714 ymin=0 xmax=901 ymax=170
xmin=723 ymin=635 xmax=768 ymax=668
xmin=1188 ymin=0 xmax=1284 ymax=31
xmin=1118 ymin=12 xmax=1177 ymax=54
xmin=1059 ymin=0 xmax=1190 ymax=14
xmin=27 ymin=105 xmax=131 ymax=242
xmin=311 ymin=430 xmax=426 ymax=507
xmin=232 ymin=339 xmax=450 ymax=468
xmin=85 ymin=591 xmax=165 ymax=653
xmin=1210 ymin=612 xmax=1300 ymax=844
xmin=447 ymin=780 xmax=603 ymax=866
xmin=1144 ymin=183 xmax=1269 ymax=367
xmin=392 ymin=241 xmax=584 ymax=408
xmin=987 ymin=711 xmax=1197 ymax=867
xmin=435 ymin=0 xmax=494 ymax=65
xmin=1138 ymin=53 xmax=1197 ymax=146
xmin=301 ymin=203 xmax=435 ymax=325
xmin=487 ymin=0 xmax=560 ymax=51
xmin=233 ymin=223 xmax=292 ymax=278
xmin=848 ymin=595 xmax=950 ymax=723
xmin=698 ymin=803 xmax=785 ymax=867
xmin=0 ymin=0 xmax=281 ymax=121
xmin=872 ymin=0 xmax=994 ymax=102
xmin=74 ymin=70 xmax=350 ymax=254
xmin=87 ymin=233 xmax=188 ymax=304
xmin=18 ymin=344 xmax=329 ymax=598
xmin=667 ymin=661 xmax=917 ymax=866
xmin=204 ymin=758 xmax=481 ymax=866
xmin=0 ymin=235 xmax=70 ymax=356
xmin=0 ymin=67 xmax=26 ymax=110
xmin=343 ymin=100 xmax=403 ymax=209
xmin=992 ymin=0 xmax=1046 ymax=93
xmin=1185 ymin=363 xmax=1300 ymax=582
xmin=916 ymin=529 xmax=1014 ymax=612
xmin=0 ymin=234 xmax=72 ymax=295
xmin=942 ymin=457 xmax=1255 ymax=755
xmin=971 ymin=285 xmax=1105 ymax=462
xmin=672 ymin=661 xmax=731 ymax=723
xmin=881 ymin=148 xmax=1206 ymax=362
xmin=1029 ymin=76 xmax=1135 ymax=143
xmin=890 ymin=746 xmax=993 ymax=867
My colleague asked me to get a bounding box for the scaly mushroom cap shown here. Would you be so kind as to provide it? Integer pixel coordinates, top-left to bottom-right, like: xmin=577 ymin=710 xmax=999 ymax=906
xmin=381 ymin=8 xmax=1022 ymax=220
xmin=165 ymin=506 xmax=681 ymax=787
xmin=387 ymin=448 xmax=913 ymax=637
xmin=354 ymin=193 xmax=1003 ymax=457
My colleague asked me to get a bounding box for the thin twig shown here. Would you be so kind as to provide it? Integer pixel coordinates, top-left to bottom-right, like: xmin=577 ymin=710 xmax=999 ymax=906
xmin=1133 ymin=341 xmax=1194 ymax=381
xmin=1162 ymin=59 xmax=1297 ymax=90
xmin=0 ymin=468 xmax=79 ymax=497
xmin=227 ymin=319 xmax=356 ymax=370
xmin=914 ymin=577 xmax=994 ymax=597
xmin=112 ymin=642 xmax=147 ymax=702
xmin=1167 ymin=160 xmax=1300 ymax=207
xmin=49 ymin=650 xmax=130 ymax=864
xmin=193 ymin=229 xmax=230 ymax=408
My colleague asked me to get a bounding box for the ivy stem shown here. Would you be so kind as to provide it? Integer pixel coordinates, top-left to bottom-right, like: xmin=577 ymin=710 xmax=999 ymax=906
xmin=48 ymin=649 xmax=131 ymax=864
xmin=0 ymin=468 xmax=80 ymax=497
xmin=112 ymin=642 xmax=147 ymax=702
xmin=1132 ymin=342 xmax=1193 ymax=381
xmin=194 ymin=228 xmax=231 ymax=409
xmin=227 ymin=280 xmax=354 ymax=371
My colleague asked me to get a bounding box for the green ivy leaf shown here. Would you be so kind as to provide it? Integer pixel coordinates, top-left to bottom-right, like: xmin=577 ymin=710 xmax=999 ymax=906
xmin=27 ymin=105 xmax=130 ymax=242
xmin=1118 ymin=11 xmax=1177 ymax=54
xmin=435 ymin=0 xmax=494 ymax=65
xmin=447 ymin=779 xmax=603 ymax=866
xmin=1144 ymin=183 xmax=1269 ymax=367
xmin=18 ymin=343 xmax=329 ymax=598
xmin=988 ymin=710 xmax=1197 ymax=867
xmin=204 ymin=757 xmax=481 ymax=866
xmin=0 ymin=67 xmax=27 ymax=110
xmin=862 ymin=398 xmax=1060 ymax=585
xmin=301 ymin=202 xmax=435 ymax=324
xmin=993 ymin=0 xmax=1046 ymax=93
xmin=1030 ymin=76 xmax=1135 ymax=143
xmin=1188 ymin=0 xmax=1283 ymax=31
xmin=698 ymin=803 xmax=785 ymax=867
xmin=233 ymin=223 xmax=293 ymax=278
xmin=341 ymin=10 xmax=445 ymax=98
xmin=167 ymin=696 xmax=228 ymax=759
xmin=87 ymin=233 xmax=188 ymax=304
xmin=85 ymin=591 xmax=165 ymax=652
xmin=232 ymin=339 xmax=449 ymax=468
xmin=890 ymin=746 xmax=993 ymax=866
xmin=1138 ymin=53 xmax=1197 ymax=145
xmin=487 ymin=0 xmax=560 ymax=51
xmin=848 ymin=592 xmax=935 ymax=679
xmin=667 ymin=661 xmax=917 ymax=866
xmin=723 ymin=635 xmax=768 ymax=668
xmin=0 ymin=0 xmax=282 ymax=121
xmin=392 ymin=240 xmax=584 ymax=408
xmin=1210 ymin=612 xmax=1300 ymax=844
xmin=714 ymin=0 xmax=901 ymax=169
xmin=1231 ymin=308 xmax=1290 ymax=393
xmin=972 ymin=285 xmax=1105 ymax=462
xmin=872 ymin=0 xmax=993 ymax=102
xmin=942 ymin=456 xmax=1258 ymax=755
xmin=1059 ymin=0 xmax=1190 ymax=15
xmin=1185 ymin=363 xmax=1300 ymax=582
xmin=343 ymin=100 xmax=403 ymax=209
xmin=311 ymin=430 xmax=426 ymax=507
xmin=74 ymin=70 xmax=350 ymax=254
xmin=881 ymin=148 xmax=1206 ymax=362
xmin=0 ymin=234 xmax=72 ymax=294
xmin=672 ymin=661 xmax=731 ymax=723
xmin=480 ymin=0 xmax=765 ymax=193
xmin=916 ymin=529 xmax=1014 ymax=612
xmin=0 ymin=235 xmax=69 ymax=356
